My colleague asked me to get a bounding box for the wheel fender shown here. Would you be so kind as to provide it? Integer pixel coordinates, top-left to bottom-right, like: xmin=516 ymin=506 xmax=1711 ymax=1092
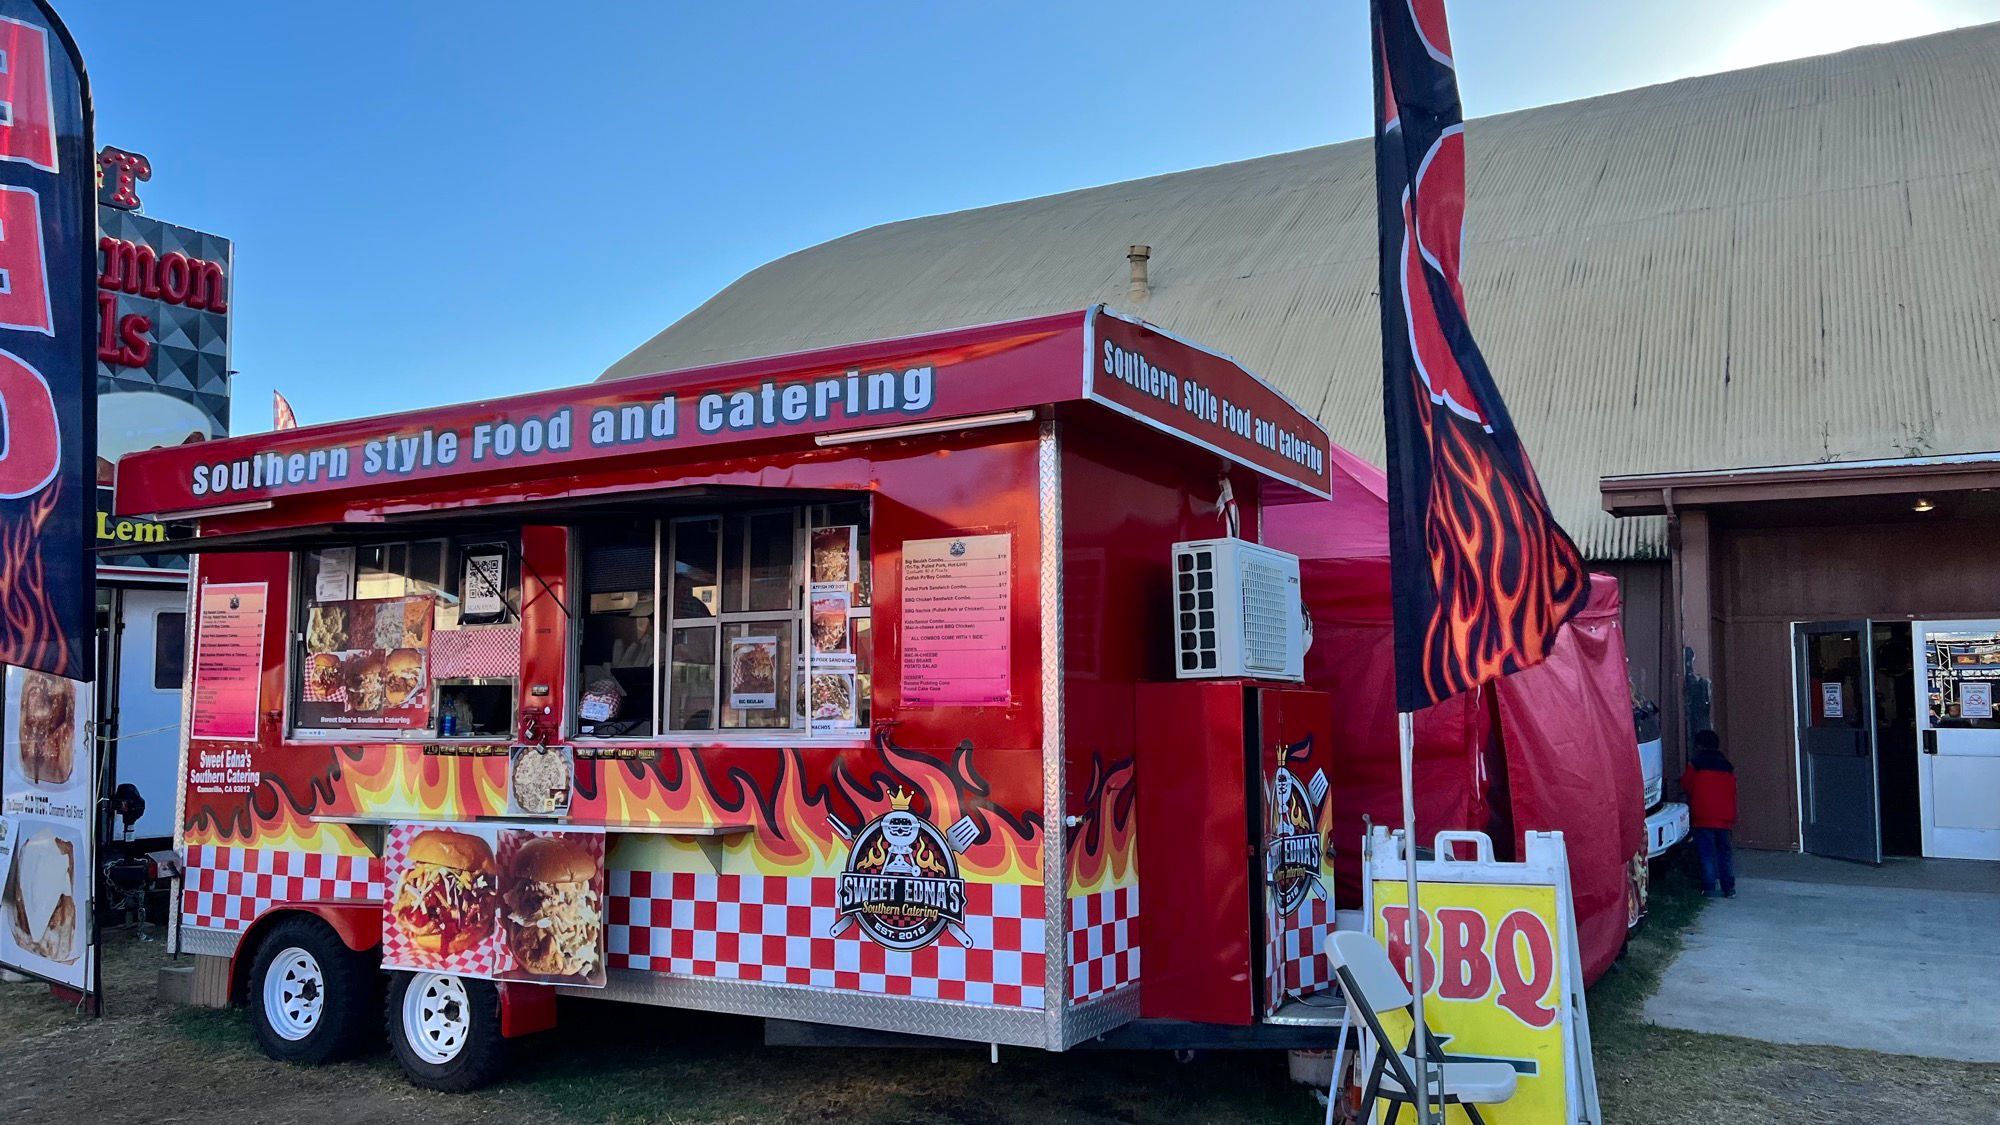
xmin=497 ymin=981 xmax=557 ymax=1038
xmin=231 ymin=904 xmax=382 ymax=1003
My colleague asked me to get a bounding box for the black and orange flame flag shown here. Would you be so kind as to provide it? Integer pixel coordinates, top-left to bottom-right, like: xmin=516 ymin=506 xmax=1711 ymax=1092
xmin=1372 ymin=0 xmax=1586 ymax=711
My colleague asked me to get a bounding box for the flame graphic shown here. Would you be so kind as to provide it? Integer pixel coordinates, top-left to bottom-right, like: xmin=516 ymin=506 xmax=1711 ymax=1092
xmin=186 ymin=772 xmax=370 ymax=856
xmin=1066 ymin=755 xmax=1136 ymax=897
xmin=325 ymin=745 xmax=502 ymax=818
xmin=200 ymin=734 xmax=1043 ymax=887
xmin=572 ymin=739 xmax=1042 ymax=882
xmin=0 ymin=482 xmax=78 ymax=674
xmin=1412 ymin=387 xmax=1587 ymax=703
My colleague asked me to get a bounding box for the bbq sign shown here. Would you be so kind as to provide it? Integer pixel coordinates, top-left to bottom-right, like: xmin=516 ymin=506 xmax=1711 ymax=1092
xmin=0 ymin=3 xmax=95 ymax=681
xmin=830 ymin=790 xmax=979 ymax=950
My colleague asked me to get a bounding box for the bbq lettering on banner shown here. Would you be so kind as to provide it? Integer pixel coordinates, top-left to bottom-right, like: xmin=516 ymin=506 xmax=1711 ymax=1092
xmin=0 ymin=2 xmax=96 ymax=681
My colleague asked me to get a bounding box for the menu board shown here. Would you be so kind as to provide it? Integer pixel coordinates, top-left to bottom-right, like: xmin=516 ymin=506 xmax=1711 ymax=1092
xmin=901 ymin=534 xmax=1011 ymax=707
xmin=1 ymin=668 xmax=95 ymax=990
xmin=297 ymin=596 xmax=433 ymax=731
xmin=191 ymin=583 xmax=269 ymax=741
xmin=380 ymin=824 xmax=605 ymax=987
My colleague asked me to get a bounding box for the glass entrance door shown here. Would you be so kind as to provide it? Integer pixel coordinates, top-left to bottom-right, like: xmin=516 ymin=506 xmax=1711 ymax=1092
xmin=1912 ymin=620 xmax=2000 ymax=861
xmin=1794 ymin=621 xmax=1881 ymax=863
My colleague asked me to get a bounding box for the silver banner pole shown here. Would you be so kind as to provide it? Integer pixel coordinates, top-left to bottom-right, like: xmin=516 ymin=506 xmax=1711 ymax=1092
xmin=1398 ymin=711 xmax=1434 ymax=1125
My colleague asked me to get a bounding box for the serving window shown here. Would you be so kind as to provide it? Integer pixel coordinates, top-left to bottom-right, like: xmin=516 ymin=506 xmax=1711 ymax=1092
xmin=292 ymin=535 xmax=522 ymax=739
xmin=573 ymin=499 xmax=871 ymax=739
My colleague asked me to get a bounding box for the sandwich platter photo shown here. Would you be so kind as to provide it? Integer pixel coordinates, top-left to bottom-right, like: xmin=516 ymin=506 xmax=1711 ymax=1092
xmin=382 ymin=824 xmax=606 ymax=987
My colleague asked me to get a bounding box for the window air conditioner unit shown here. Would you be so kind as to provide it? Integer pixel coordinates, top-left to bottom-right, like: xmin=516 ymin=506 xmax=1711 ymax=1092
xmin=1171 ymin=538 xmax=1304 ymax=682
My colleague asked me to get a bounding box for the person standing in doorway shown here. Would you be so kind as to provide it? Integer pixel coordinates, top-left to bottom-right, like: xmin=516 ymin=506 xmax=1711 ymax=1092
xmin=1683 ymin=730 xmax=1738 ymax=898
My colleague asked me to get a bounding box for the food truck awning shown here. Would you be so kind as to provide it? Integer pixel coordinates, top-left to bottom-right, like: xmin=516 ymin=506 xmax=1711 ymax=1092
xmin=115 ymin=308 xmax=1335 ymax=525
xmin=144 ymin=485 xmax=861 ymax=552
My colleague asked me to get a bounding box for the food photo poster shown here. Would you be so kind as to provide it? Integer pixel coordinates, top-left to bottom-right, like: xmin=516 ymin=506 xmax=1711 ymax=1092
xmin=297 ymin=596 xmax=433 ymax=731
xmin=382 ymin=824 xmax=605 ymax=987
xmin=1 ymin=668 xmax=95 ymax=989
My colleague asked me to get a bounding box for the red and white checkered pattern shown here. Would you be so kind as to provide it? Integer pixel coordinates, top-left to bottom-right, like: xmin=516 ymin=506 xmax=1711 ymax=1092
xmin=1066 ymin=884 xmax=1139 ymax=1002
xmin=606 ymin=871 xmax=1047 ymax=1008
xmin=1276 ymin=893 xmax=1337 ymax=999
xmin=181 ymin=844 xmax=384 ymax=931
xmin=430 ymin=625 xmax=522 ymax=678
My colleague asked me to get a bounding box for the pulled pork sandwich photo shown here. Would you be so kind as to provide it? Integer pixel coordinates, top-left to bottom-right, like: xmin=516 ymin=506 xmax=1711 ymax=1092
xmin=17 ymin=671 xmax=76 ymax=786
xmin=392 ymin=829 xmax=498 ymax=958
xmin=502 ymin=836 xmax=602 ymax=979
xmin=346 ymin=653 xmax=388 ymax=713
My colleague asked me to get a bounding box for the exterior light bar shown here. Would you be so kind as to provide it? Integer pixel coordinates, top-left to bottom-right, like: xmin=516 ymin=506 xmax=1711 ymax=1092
xmin=814 ymin=409 xmax=1037 ymax=447
xmin=171 ymin=499 xmax=276 ymax=521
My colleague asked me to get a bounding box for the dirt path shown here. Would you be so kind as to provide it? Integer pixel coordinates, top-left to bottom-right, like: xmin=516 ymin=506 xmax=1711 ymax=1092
xmin=0 ymin=928 xmax=1320 ymax=1125
xmin=12 ymin=903 xmax=1997 ymax=1124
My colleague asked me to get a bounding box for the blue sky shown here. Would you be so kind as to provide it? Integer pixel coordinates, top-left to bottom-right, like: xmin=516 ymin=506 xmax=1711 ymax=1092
xmin=64 ymin=0 xmax=2000 ymax=433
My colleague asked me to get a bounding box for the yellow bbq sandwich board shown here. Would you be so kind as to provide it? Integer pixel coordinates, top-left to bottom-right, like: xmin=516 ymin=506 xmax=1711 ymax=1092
xmin=1363 ymin=830 xmax=1601 ymax=1125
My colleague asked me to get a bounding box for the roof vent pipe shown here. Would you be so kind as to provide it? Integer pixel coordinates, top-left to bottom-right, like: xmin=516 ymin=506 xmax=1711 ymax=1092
xmin=1127 ymin=245 xmax=1151 ymax=303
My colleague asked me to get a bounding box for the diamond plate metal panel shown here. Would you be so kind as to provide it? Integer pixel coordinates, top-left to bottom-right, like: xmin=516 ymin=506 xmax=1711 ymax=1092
xmin=1036 ymin=420 xmax=1077 ymax=1050
xmin=1061 ymin=983 xmax=1144 ymax=1047
xmin=563 ymin=969 xmax=1047 ymax=1047
xmin=176 ymin=923 xmax=240 ymax=959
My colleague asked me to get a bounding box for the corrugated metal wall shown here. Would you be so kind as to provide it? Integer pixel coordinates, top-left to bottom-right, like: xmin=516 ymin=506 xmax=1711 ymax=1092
xmin=603 ymin=25 xmax=2000 ymax=561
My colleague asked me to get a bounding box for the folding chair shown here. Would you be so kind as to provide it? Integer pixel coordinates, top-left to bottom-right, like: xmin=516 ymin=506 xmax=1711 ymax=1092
xmin=1325 ymin=930 xmax=1518 ymax=1124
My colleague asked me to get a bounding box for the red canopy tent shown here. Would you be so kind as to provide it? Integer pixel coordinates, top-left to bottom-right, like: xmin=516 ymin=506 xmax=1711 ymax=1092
xmin=1266 ymin=453 xmax=1647 ymax=984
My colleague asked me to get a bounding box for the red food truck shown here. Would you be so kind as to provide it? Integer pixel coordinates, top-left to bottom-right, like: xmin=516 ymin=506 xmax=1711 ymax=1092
xmin=114 ymin=307 xmax=1643 ymax=1091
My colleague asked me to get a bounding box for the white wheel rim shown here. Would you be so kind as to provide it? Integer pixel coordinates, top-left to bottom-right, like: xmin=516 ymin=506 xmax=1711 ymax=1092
xmin=262 ymin=947 xmax=325 ymax=1041
xmin=402 ymin=973 xmax=471 ymax=1065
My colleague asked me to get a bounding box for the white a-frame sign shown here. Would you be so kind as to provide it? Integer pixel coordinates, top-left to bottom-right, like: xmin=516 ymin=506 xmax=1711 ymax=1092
xmin=1361 ymin=829 xmax=1602 ymax=1125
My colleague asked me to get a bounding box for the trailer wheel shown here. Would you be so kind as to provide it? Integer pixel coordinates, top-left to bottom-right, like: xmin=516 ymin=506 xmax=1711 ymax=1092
xmin=247 ymin=916 xmax=377 ymax=1064
xmin=385 ymin=971 xmax=507 ymax=1092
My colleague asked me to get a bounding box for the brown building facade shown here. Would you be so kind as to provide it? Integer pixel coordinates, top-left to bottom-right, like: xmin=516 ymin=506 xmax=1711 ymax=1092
xmin=1603 ymin=458 xmax=2000 ymax=860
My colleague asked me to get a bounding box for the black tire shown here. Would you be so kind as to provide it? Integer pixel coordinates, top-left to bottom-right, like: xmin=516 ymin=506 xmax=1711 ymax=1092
xmin=246 ymin=916 xmax=379 ymax=1064
xmin=384 ymin=971 xmax=508 ymax=1092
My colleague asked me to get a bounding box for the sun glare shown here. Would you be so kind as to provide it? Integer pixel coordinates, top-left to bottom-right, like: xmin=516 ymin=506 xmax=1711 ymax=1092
xmin=1715 ymin=0 xmax=1968 ymax=71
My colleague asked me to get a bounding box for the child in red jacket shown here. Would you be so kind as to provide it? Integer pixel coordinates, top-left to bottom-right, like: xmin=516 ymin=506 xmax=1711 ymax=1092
xmin=1682 ymin=730 xmax=1738 ymax=898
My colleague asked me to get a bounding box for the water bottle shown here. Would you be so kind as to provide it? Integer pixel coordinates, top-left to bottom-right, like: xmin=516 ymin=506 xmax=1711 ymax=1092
xmin=441 ymin=711 xmax=457 ymax=737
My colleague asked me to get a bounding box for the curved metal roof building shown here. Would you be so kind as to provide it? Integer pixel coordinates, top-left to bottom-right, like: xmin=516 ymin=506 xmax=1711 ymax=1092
xmin=603 ymin=24 xmax=2000 ymax=560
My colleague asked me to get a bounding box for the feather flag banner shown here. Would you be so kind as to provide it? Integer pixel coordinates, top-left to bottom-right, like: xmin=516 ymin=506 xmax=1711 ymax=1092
xmin=1372 ymin=0 xmax=1588 ymax=711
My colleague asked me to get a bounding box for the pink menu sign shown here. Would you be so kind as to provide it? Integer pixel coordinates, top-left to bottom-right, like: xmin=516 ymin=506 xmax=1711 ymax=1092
xmin=191 ymin=582 xmax=268 ymax=741
xmin=901 ymin=534 xmax=1011 ymax=706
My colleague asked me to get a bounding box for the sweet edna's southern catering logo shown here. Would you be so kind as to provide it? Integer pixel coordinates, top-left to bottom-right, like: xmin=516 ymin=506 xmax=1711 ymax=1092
xmin=830 ymin=790 xmax=980 ymax=950
xmin=1269 ymin=737 xmax=1329 ymax=917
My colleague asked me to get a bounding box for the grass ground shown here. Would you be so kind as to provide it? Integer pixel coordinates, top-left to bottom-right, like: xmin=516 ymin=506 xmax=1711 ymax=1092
xmin=5 ymin=864 xmax=1997 ymax=1123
